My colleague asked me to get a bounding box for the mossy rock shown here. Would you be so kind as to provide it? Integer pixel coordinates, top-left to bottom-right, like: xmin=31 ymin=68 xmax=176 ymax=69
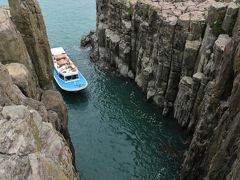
xmin=127 ymin=1 xmax=133 ymax=19
xmin=210 ymin=20 xmax=223 ymax=34
xmin=128 ymin=8 xmax=133 ymax=18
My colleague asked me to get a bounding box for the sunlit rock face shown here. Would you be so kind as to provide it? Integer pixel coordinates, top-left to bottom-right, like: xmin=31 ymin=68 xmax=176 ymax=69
xmin=0 ymin=63 xmax=78 ymax=179
xmin=0 ymin=8 xmax=40 ymax=99
xmin=6 ymin=63 xmax=38 ymax=98
xmin=0 ymin=0 xmax=78 ymax=178
xmin=0 ymin=105 xmax=78 ymax=179
xmin=0 ymin=8 xmax=32 ymax=69
xmin=87 ymin=0 xmax=240 ymax=179
xmin=8 ymin=0 xmax=53 ymax=89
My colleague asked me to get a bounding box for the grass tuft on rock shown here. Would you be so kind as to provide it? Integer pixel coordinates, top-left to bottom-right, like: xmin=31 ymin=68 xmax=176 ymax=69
xmin=128 ymin=0 xmax=133 ymax=19
xmin=210 ymin=20 xmax=223 ymax=34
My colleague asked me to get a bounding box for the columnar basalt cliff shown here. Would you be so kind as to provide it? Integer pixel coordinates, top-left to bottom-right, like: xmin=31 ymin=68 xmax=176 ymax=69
xmin=9 ymin=0 xmax=54 ymax=89
xmin=85 ymin=0 xmax=240 ymax=179
xmin=0 ymin=0 xmax=78 ymax=179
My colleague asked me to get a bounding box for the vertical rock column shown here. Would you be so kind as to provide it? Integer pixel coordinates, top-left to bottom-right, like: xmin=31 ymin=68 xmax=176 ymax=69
xmin=8 ymin=0 xmax=53 ymax=89
xmin=0 ymin=8 xmax=39 ymax=99
xmin=179 ymin=2 xmax=240 ymax=179
xmin=93 ymin=0 xmax=211 ymax=115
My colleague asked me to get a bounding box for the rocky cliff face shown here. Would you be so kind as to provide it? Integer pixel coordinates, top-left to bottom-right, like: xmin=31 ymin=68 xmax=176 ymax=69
xmin=0 ymin=64 xmax=78 ymax=179
xmin=9 ymin=0 xmax=53 ymax=89
xmin=0 ymin=0 xmax=78 ymax=179
xmin=87 ymin=0 xmax=240 ymax=179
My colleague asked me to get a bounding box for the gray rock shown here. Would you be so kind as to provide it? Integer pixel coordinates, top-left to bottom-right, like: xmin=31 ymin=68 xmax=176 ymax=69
xmin=0 ymin=9 xmax=33 ymax=71
xmin=41 ymin=90 xmax=75 ymax=163
xmin=207 ymin=2 xmax=228 ymax=34
xmin=233 ymin=41 xmax=240 ymax=73
xmin=222 ymin=2 xmax=239 ymax=34
xmin=213 ymin=34 xmax=232 ymax=77
xmin=41 ymin=90 xmax=69 ymax=136
xmin=0 ymin=62 xmax=78 ymax=178
xmin=174 ymin=76 xmax=193 ymax=127
xmin=6 ymin=63 xmax=39 ymax=99
xmin=0 ymin=63 xmax=22 ymax=106
xmin=81 ymin=30 xmax=96 ymax=47
xmin=182 ymin=40 xmax=201 ymax=76
xmin=9 ymin=0 xmax=53 ymax=89
xmin=91 ymin=1 xmax=240 ymax=179
xmin=0 ymin=105 xmax=78 ymax=179
xmin=0 ymin=0 xmax=78 ymax=178
xmin=0 ymin=8 xmax=39 ymax=91
xmin=195 ymin=25 xmax=217 ymax=73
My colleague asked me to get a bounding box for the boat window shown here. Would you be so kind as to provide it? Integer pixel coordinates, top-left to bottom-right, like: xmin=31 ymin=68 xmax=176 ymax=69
xmin=65 ymin=75 xmax=79 ymax=81
xmin=65 ymin=76 xmax=72 ymax=81
xmin=59 ymin=74 xmax=64 ymax=80
xmin=72 ymin=75 xmax=79 ymax=79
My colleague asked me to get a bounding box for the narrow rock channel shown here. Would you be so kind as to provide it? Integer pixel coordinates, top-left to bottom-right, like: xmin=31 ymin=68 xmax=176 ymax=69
xmin=1 ymin=0 xmax=240 ymax=180
xmin=39 ymin=0 xmax=188 ymax=179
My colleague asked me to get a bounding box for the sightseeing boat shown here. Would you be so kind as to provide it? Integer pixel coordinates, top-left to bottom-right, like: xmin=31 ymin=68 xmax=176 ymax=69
xmin=51 ymin=47 xmax=88 ymax=92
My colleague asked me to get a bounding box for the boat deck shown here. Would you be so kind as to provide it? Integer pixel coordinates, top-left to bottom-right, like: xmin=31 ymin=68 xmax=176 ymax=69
xmin=54 ymin=69 xmax=88 ymax=91
xmin=51 ymin=47 xmax=88 ymax=92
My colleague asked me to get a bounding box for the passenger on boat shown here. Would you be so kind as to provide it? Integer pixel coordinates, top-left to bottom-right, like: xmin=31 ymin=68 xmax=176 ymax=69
xmin=54 ymin=54 xmax=66 ymax=60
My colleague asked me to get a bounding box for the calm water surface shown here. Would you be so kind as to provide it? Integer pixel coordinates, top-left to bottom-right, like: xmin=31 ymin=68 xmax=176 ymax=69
xmin=0 ymin=0 xmax=188 ymax=179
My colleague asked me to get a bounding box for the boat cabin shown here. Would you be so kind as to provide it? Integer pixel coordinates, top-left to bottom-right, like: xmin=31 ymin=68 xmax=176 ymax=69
xmin=51 ymin=47 xmax=79 ymax=82
xmin=59 ymin=74 xmax=79 ymax=81
xmin=51 ymin=47 xmax=88 ymax=91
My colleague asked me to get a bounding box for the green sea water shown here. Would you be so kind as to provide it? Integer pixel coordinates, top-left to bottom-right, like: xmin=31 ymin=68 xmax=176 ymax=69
xmin=0 ymin=0 xmax=188 ymax=179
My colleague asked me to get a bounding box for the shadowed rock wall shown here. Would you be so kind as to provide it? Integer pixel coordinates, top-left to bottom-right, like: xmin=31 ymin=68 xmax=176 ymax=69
xmin=88 ymin=0 xmax=240 ymax=179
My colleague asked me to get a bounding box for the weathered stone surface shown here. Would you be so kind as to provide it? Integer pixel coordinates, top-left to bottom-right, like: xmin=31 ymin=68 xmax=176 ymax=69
xmin=222 ymin=2 xmax=239 ymax=34
xmin=233 ymin=41 xmax=240 ymax=73
xmin=41 ymin=90 xmax=68 ymax=131
xmin=6 ymin=63 xmax=39 ymax=99
xmin=0 ymin=1 xmax=78 ymax=178
xmin=232 ymin=9 xmax=240 ymax=42
xmin=9 ymin=0 xmax=53 ymax=89
xmin=89 ymin=0 xmax=240 ymax=179
xmin=81 ymin=30 xmax=96 ymax=47
xmin=174 ymin=76 xmax=193 ymax=127
xmin=182 ymin=40 xmax=201 ymax=76
xmin=0 ymin=105 xmax=78 ymax=179
xmin=195 ymin=25 xmax=217 ymax=74
xmin=41 ymin=90 xmax=75 ymax=165
xmin=0 ymin=62 xmax=78 ymax=179
xmin=0 ymin=9 xmax=32 ymax=70
xmin=213 ymin=34 xmax=232 ymax=77
xmin=22 ymin=97 xmax=48 ymax=121
xmin=0 ymin=63 xmax=22 ymax=106
xmin=87 ymin=0 xmax=214 ymax=113
xmin=207 ymin=2 xmax=227 ymax=35
xmin=0 ymin=8 xmax=39 ymax=93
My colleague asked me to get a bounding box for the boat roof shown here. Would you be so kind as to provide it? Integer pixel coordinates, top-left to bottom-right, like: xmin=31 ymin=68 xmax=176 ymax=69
xmin=51 ymin=47 xmax=66 ymax=56
xmin=51 ymin=47 xmax=79 ymax=76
